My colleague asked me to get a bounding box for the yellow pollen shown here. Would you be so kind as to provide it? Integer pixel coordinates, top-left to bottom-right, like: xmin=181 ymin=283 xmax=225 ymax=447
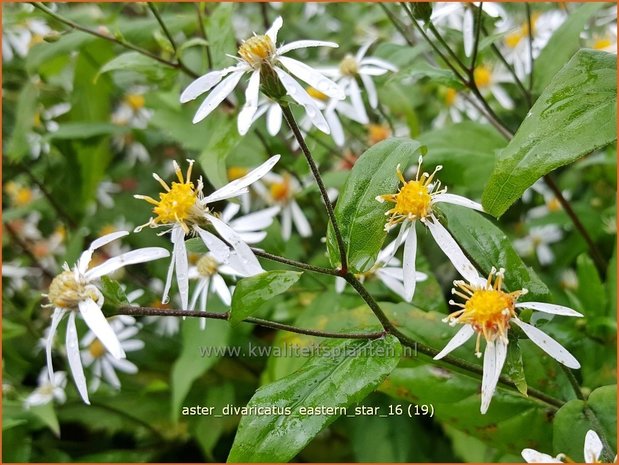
xmin=47 ymin=270 xmax=97 ymax=309
xmin=196 ymin=255 xmax=219 ymax=277
xmin=227 ymin=166 xmax=249 ymax=181
xmin=547 ymin=197 xmax=562 ymax=212
xmin=306 ymin=86 xmax=329 ymax=101
xmin=154 ymin=182 xmax=198 ymax=224
xmin=339 ymin=54 xmax=359 ymax=76
xmin=238 ymin=34 xmax=275 ymax=68
xmin=474 ymin=66 xmax=492 ymax=88
xmin=594 ymin=38 xmax=612 ymax=50
xmin=443 ymin=88 xmax=457 ymax=107
xmin=368 ymin=124 xmax=391 ymax=145
xmin=89 ymin=339 xmax=106 ymax=358
xmin=125 ymin=94 xmax=145 ymax=110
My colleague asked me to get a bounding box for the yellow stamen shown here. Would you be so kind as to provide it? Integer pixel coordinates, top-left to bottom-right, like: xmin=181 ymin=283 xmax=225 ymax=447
xmin=270 ymin=175 xmax=292 ymax=203
xmin=505 ymin=30 xmax=523 ymax=49
xmin=196 ymin=255 xmax=219 ymax=277
xmin=238 ymin=34 xmax=275 ymax=69
xmin=339 ymin=54 xmax=359 ymax=76
xmin=474 ymin=66 xmax=492 ymax=88
xmin=125 ymin=94 xmax=145 ymax=110
xmin=89 ymin=339 xmax=106 ymax=358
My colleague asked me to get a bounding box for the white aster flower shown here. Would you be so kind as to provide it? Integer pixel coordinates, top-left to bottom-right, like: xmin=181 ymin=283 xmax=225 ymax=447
xmin=433 ymin=87 xmax=480 ymax=128
xmin=2 ymin=17 xmax=50 ymax=62
xmin=253 ymin=172 xmax=312 ymax=240
xmin=335 ymin=237 xmax=427 ymax=302
xmin=241 ymin=96 xmax=284 ymax=136
xmin=134 ymin=156 xmax=279 ymax=310
xmin=473 ymin=64 xmax=515 ymax=110
xmin=435 ymin=267 xmax=582 ymax=414
xmin=80 ymin=315 xmax=144 ymax=392
xmin=514 ymin=224 xmax=563 ymax=266
xmin=24 ymin=370 xmax=67 ymax=408
xmin=111 ymin=89 xmax=152 ymax=129
xmin=220 ymin=202 xmax=280 ymax=244
xmin=522 ymin=429 xmax=612 ymax=463
xmin=180 ymin=16 xmax=345 ymax=135
xmin=376 ymin=156 xmax=485 ymax=302
xmin=43 ymin=231 xmax=169 ymax=404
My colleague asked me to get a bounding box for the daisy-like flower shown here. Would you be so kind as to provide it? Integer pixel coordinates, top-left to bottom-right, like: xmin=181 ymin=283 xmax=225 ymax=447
xmin=134 ymin=156 xmax=279 ymax=310
xmin=376 ymin=156 xmax=485 ymax=301
xmin=253 ymin=172 xmax=312 ymax=240
xmin=522 ymin=429 xmax=613 ymax=463
xmin=240 ymin=96 xmax=283 ymax=136
xmin=320 ymin=41 xmax=398 ymax=122
xmin=434 ymin=267 xmax=582 ymax=414
xmin=80 ymin=316 xmax=144 ymax=392
xmin=43 ymin=231 xmax=169 ymax=404
xmin=220 ymin=202 xmax=280 ymax=244
xmin=2 ymin=16 xmax=50 ymax=62
xmin=433 ymin=87 xmax=480 ymax=128
xmin=335 ymin=238 xmax=428 ymax=302
xmin=180 ymin=16 xmax=345 ymax=135
xmin=473 ymin=64 xmax=515 ymax=110
xmin=5 ymin=180 xmax=40 ymax=207
xmin=23 ymin=370 xmax=67 ymax=408
xmin=514 ymin=224 xmax=563 ymax=266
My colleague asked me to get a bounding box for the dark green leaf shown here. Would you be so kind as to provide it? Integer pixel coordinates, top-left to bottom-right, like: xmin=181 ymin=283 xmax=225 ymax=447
xmin=47 ymin=122 xmax=127 ymax=140
xmin=228 ymin=336 xmax=401 ymax=462
xmin=410 ymin=2 xmax=432 ymax=22
xmin=198 ymin=112 xmax=243 ymax=190
xmin=100 ymin=276 xmax=129 ymax=307
xmin=575 ymin=254 xmax=607 ymax=317
xmin=229 ymin=270 xmax=302 ymax=325
xmin=327 ymin=138 xmax=426 ymax=273
xmin=6 ymin=81 xmax=38 ymax=161
xmin=505 ymin=338 xmax=528 ymax=396
xmin=482 ymin=50 xmax=617 ymax=217
xmin=30 ymin=403 xmax=60 ymax=437
xmin=437 ymin=203 xmax=549 ymax=297
xmin=97 ymin=51 xmax=172 ymax=83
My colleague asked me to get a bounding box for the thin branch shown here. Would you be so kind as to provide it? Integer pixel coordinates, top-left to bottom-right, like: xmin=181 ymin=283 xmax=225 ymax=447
xmin=544 ymin=174 xmax=607 ymax=271
xmin=525 ymin=3 xmax=535 ymax=92
xmin=469 ymin=3 xmax=484 ymax=72
xmin=251 ymin=248 xmax=340 ymax=276
xmin=379 ymin=3 xmax=416 ymax=47
xmin=259 ymin=2 xmax=270 ymax=31
xmin=31 ymin=2 xmax=199 ymax=78
xmin=115 ymin=306 xmax=385 ymax=340
xmin=194 ymin=3 xmax=213 ymax=70
xmin=280 ymin=104 xmax=349 ymax=273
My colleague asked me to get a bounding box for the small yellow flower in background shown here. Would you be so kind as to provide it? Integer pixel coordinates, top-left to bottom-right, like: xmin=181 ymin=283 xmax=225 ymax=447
xmin=367 ymin=124 xmax=391 ymax=146
xmin=472 ymin=64 xmax=514 ymax=109
xmin=435 ymin=267 xmax=582 ymax=414
xmin=5 ymin=181 xmax=38 ymax=207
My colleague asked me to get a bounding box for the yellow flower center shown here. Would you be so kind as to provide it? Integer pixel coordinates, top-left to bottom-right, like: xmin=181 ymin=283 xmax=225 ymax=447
xmin=15 ymin=187 xmax=34 ymax=206
xmin=339 ymin=54 xmax=359 ymax=76
xmin=443 ymin=87 xmax=457 ymax=107
xmin=99 ymin=224 xmax=118 ymax=237
xmin=377 ymin=158 xmax=444 ymax=229
xmin=270 ymin=175 xmax=292 ymax=203
xmin=368 ymin=124 xmax=391 ymax=145
xmin=238 ymin=35 xmax=275 ymax=69
xmin=227 ymin=166 xmax=249 ymax=181
xmin=47 ymin=270 xmax=98 ymax=309
xmin=474 ymin=66 xmax=492 ymax=88
xmin=196 ymin=255 xmax=219 ymax=277
xmin=125 ymin=94 xmax=145 ymax=110
xmin=547 ymin=197 xmax=562 ymax=212
xmin=505 ymin=30 xmax=524 ymax=49
xmin=89 ymin=339 xmax=106 ymax=358
xmin=306 ymin=86 xmax=329 ymax=101
xmin=594 ymin=37 xmax=612 ymax=50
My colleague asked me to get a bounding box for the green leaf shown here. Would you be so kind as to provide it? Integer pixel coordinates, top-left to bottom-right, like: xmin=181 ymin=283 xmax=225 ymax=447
xmin=100 ymin=276 xmax=129 ymax=308
xmin=5 ymin=81 xmax=38 ymax=161
xmin=327 ymin=138 xmax=426 ymax=273
xmin=170 ymin=318 xmax=229 ymax=421
xmin=198 ymin=112 xmax=243 ymax=190
xmin=482 ymin=49 xmax=617 ymax=217
xmin=97 ymin=51 xmax=172 ymax=83
xmin=608 ymin=246 xmax=617 ymax=315
xmin=575 ymin=254 xmax=607 ymax=317
xmin=228 ymin=336 xmax=402 ymax=462
xmin=505 ymin=338 xmax=528 ymax=396
xmin=2 ymin=320 xmax=27 ymax=340
xmin=30 ymin=403 xmax=60 ymax=437
xmin=553 ymin=385 xmax=617 ymax=462
xmin=229 ymin=271 xmax=302 ymax=325
xmin=409 ymin=2 xmax=432 ymax=22
xmin=204 ymin=3 xmax=237 ymax=69
xmin=533 ymin=3 xmax=606 ymax=93
xmin=47 ymin=122 xmax=127 ymax=140
xmin=437 ymin=203 xmax=548 ymax=297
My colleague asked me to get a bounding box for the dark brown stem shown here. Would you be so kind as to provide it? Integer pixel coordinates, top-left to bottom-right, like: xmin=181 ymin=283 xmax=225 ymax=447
xmin=251 ymin=248 xmax=340 ymax=276
xmin=194 ymin=3 xmax=213 ymax=70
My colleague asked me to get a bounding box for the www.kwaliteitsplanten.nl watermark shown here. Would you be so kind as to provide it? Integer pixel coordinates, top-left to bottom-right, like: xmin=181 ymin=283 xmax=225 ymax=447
xmin=198 ymin=341 xmax=418 ymax=358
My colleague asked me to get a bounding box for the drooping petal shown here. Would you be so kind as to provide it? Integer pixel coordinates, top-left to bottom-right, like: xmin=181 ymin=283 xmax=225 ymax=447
xmin=180 ymin=70 xmax=223 ymax=103
xmin=521 ymin=449 xmax=563 ymax=463
xmin=425 ymin=217 xmax=482 ymax=285
xmin=281 ymin=205 xmax=292 ymax=240
xmin=77 ymin=230 xmax=129 ymax=275
xmin=192 ymin=70 xmax=246 ymax=124
xmin=290 ymin=200 xmax=312 ymax=237
xmin=221 ymin=202 xmax=241 ymax=223
xmin=46 ymin=308 xmax=66 ymax=381
xmin=230 ymin=206 xmax=280 ymax=232
xmin=335 ymin=276 xmax=346 ymax=293
xmin=463 ymin=7 xmax=475 ymax=57
xmin=402 ymin=224 xmax=418 ymax=302
xmin=203 ymin=155 xmax=280 ymax=204
xmin=491 ymin=84 xmax=515 ymax=110
xmin=360 ymin=73 xmax=378 ymax=109
xmin=78 ymin=298 xmax=125 ymax=359
xmin=266 ymin=104 xmax=283 ymax=136
xmin=171 ymin=225 xmax=189 ymax=310
xmin=66 ymin=312 xmax=90 ymax=404
xmin=355 ymin=40 xmax=374 ymax=62
xmin=277 ymin=40 xmax=339 ymax=56
xmin=85 ymin=247 xmax=169 ymax=280
xmin=162 ymin=236 xmax=177 ymax=305
xmin=348 ymin=78 xmax=370 ymax=124
xmin=360 ymin=57 xmax=399 ymax=72
xmin=376 ymin=270 xmax=407 ymax=300
xmin=207 ymin=214 xmax=263 ymax=276
xmin=536 ymin=243 xmax=554 ymax=266
xmin=237 ymin=70 xmax=261 ymax=135
xmin=325 ymin=106 xmax=345 ymax=146
xmin=515 ymin=301 xmax=583 ymax=317
xmin=434 ymin=325 xmax=476 ymax=360
xmin=432 ymin=193 xmax=485 ymax=212
xmin=480 ymin=338 xmax=507 ymax=414
xmin=278 ymin=56 xmax=345 ymax=99
xmin=101 ymin=359 xmax=122 ymax=389
xmin=512 ymin=318 xmax=581 ymax=369
xmin=190 ymin=278 xmax=209 ymax=311
xmin=212 ymin=273 xmax=232 ymax=306
xmin=584 ymin=430 xmax=604 ymax=463
xmin=194 ymin=226 xmax=231 ymax=264
xmin=108 ymin=356 xmax=139 ymax=374
xmin=265 ymin=16 xmax=283 ymax=43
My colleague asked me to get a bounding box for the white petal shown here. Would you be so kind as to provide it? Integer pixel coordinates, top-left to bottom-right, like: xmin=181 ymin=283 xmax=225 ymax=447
xmin=377 ymin=270 xmax=407 ymax=300
xmin=290 ymin=200 xmax=312 ymax=237
xmin=237 ymin=70 xmax=261 ymax=135
xmin=238 ymin=231 xmax=267 ymax=244
xmin=584 ymin=430 xmax=604 ymax=463
xmin=203 ymin=155 xmax=280 ymax=204
xmin=358 ymin=66 xmax=390 ymax=76
xmin=281 ymin=205 xmax=292 ymax=240
xmin=265 ymin=16 xmax=283 ymax=43
xmin=194 ymin=226 xmax=231 ymax=264
xmin=360 ymin=57 xmax=398 ymax=72
xmin=85 ymin=247 xmax=169 ymax=280
xmin=207 ymin=214 xmax=263 ymax=276
xmin=277 ymin=40 xmax=339 ymax=56
xmin=335 ymin=276 xmax=346 ymax=293
xmin=536 ymin=243 xmax=554 ymax=266
xmin=434 ymin=325 xmax=475 ymax=360
xmin=172 ymin=226 xmax=189 ymax=310
xmin=46 ymin=308 xmax=66 ymax=381
xmin=230 ymin=206 xmax=280 ymax=232
xmin=190 ymin=278 xmax=208 ymax=311
xmin=425 ymin=217 xmax=481 ymax=284
xmin=78 ymin=299 xmax=125 ymax=359
xmin=278 ymin=56 xmax=345 ymax=99
xmin=77 ymin=231 xmax=129 ymax=274
xmin=324 ymin=106 xmax=345 ymax=146
xmin=267 ymin=104 xmax=283 ymax=136
xmin=402 ymin=224 xmax=418 ymax=302
xmin=355 ymin=40 xmax=374 ymax=62
xmin=221 ymin=202 xmax=241 ymax=222
xmin=212 ymin=273 xmax=232 ymax=306
xmin=432 ymin=193 xmax=485 ymax=212
xmin=199 ymin=285 xmax=209 ymax=329
xmin=512 ymin=319 xmax=581 ymax=369
xmin=162 ymin=238 xmax=176 ymax=305
xmin=515 ymin=301 xmax=583 ymax=317
xmin=521 ymin=449 xmax=563 ymax=463
xmin=66 ymin=312 xmax=90 ymax=404
xmin=180 ymin=70 xmax=223 ymax=103
xmin=360 ymin=73 xmax=378 ymax=109
xmin=192 ymin=70 xmax=245 ymax=124
xmin=108 ymin=357 xmax=138 ymax=375
xmin=348 ymin=78 xmax=370 ymax=124
xmin=491 ymin=84 xmax=514 ymax=110
xmin=463 ymin=8 xmax=475 ymax=57
xmin=480 ymin=339 xmax=507 ymax=414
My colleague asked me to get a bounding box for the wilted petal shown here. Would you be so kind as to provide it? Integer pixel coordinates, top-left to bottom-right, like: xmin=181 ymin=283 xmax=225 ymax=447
xmin=46 ymin=308 xmax=66 ymax=381
xmin=78 ymin=298 xmax=125 ymax=359
xmin=402 ymin=225 xmax=418 ymax=302
xmin=434 ymin=325 xmax=475 ymax=360
xmin=66 ymin=312 xmax=90 ymax=404
xmin=515 ymin=301 xmax=583 ymax=317
xmin=277 ymin=40 xmax=339 ymax=56
xmin=512 ymin=318 xmax=580 ymax=369
xmin=193 ymin=70 xmax=245 ymax=124
xmin=85 ymin=247 xmax=169 ymax=280
xmin=77 ymin=230 xmax=129 ymax=274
